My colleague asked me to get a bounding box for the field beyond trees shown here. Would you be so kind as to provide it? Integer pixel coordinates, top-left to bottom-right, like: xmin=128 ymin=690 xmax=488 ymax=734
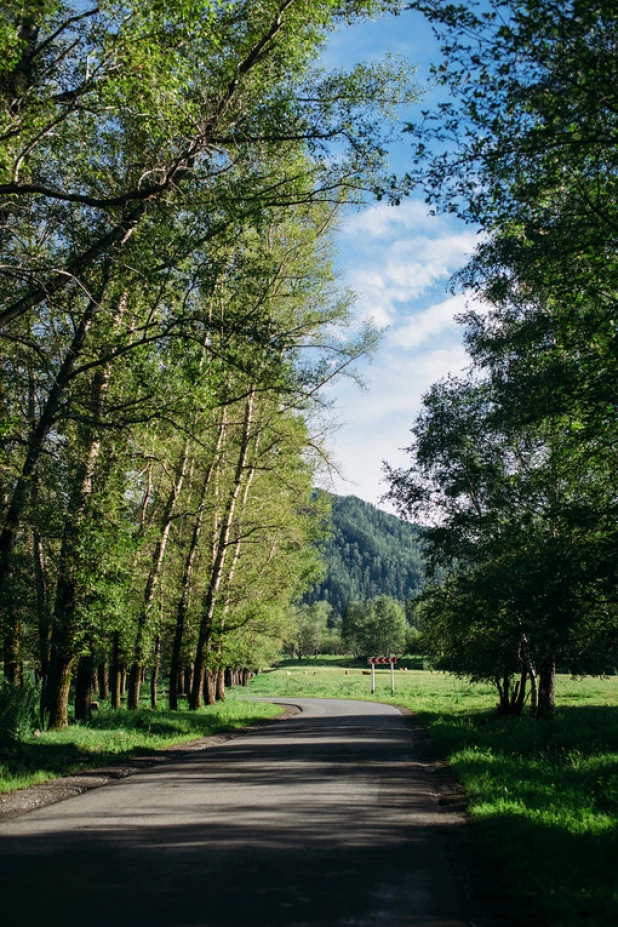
xmin=247 ymin=664 xmax=618 ymax=927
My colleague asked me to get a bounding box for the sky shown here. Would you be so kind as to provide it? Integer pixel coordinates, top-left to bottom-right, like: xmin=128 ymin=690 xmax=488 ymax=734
xmin=316 ymin=6 xmax=483 ymax=510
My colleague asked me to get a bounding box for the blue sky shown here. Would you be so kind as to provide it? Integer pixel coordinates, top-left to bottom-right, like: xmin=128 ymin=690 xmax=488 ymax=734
xmin=317 ymin=7 xmax=483 ymax=510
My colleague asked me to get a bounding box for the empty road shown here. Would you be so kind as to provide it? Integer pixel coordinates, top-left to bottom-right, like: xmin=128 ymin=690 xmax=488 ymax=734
xmin=0 ymin=698 xmax=469 ymax=926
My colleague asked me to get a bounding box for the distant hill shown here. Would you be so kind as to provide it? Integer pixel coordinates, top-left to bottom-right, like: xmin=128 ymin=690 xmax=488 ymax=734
xmin=303 ymin=494 xmax=424 ymax=617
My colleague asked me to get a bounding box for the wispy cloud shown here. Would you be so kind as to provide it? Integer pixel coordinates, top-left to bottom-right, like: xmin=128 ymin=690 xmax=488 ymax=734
xmin=343 ymin=200 xmax=439 ymax=239
xmin=393 ymin=293 xmax=472 ymax=349
xmin=340 ymin=207 xmax=479 ymax=326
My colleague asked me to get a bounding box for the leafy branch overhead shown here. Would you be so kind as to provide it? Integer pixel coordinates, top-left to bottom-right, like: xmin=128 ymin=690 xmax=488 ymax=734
xmin=0 ymin=0 xmax=418 ymax=727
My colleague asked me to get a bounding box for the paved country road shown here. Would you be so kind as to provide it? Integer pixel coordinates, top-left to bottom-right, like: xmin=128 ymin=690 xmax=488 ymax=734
xmin=0 ymin=699 xmax=471 ymax=927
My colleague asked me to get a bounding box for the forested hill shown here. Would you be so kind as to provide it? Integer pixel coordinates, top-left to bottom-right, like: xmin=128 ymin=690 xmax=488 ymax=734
xmin=303 ymin=495 xmax=424 ymax=616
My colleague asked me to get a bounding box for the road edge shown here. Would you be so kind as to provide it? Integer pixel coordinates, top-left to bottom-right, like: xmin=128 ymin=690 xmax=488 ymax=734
xmin=0 ymin=704 xmax=301 ymax=823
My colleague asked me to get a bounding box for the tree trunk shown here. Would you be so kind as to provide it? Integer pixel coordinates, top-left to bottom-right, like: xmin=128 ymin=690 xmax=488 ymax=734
xmin=529 ymin=665 xmax=538 ymax=718
xmin=129 ymin=438 xmax=191 ymax=709
xmin=169 ymin=415 xmax=227 ymax=710
xmin=185 ymin=663 xmax=194 ymax=698
xmin=98 ymin=651 xmax=110 ymax=702
xmin=0 ymin=281 xmax=108 ymax=609
xmin=128 ymin=662 xmax=143 ymax=711
xmin=537 ymin=656 xmax=556 ymax=719
xmin=75 ymin=651 xmax=94 ymax=721
xmin=514 ymin=665 xmax=527 ymax=715
xmin=204 ymin=669 xmax=217 ymax=706
xmin=216 ymin=667 xmax=225 ymax=702
xmin=33 ymin=529 xmax=51 ymax=677
xmin=44 ymin=427 xmax=102 ymax=727
xmin=151 ymin=635 xmax=161 ymax=710
xmin=44 ymin=295 xmax=124 ymax=728
xmin=3 ymin=614 xmax=20 ymax=686
xmin=111 ymin=633 xmax=122 ymax=709
xmin=191 ymin=393 xmax=255 ymax=709
xmin=44 ymin=647 xmax=73 ymax=729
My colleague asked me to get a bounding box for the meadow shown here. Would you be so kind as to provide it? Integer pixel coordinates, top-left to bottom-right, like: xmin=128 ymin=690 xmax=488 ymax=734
xmin=240 ymin=663 xmax=618 ymax=927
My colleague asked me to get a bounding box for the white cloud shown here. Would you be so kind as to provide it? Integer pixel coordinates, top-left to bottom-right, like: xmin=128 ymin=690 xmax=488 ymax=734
xmin=324 ymin=196 xmax=484 ymax=509
xmin=393 ymin=293 xmax=469 ymax=349
xmin=343 ymin=199 xmax=438 ymax=240
xmin=343 ymin=225 xmax=479 ymax=326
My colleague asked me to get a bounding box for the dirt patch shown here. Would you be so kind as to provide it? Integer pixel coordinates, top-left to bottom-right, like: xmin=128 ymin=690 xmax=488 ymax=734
xmin=0 ymin=704 xmax=300 ymax=824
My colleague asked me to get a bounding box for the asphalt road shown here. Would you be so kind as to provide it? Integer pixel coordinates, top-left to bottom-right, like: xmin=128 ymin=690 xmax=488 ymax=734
xmin=0 ymin=698 xmax=469 ymax=927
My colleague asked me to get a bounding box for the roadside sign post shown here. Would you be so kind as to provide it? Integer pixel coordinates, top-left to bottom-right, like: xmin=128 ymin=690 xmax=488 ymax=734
xmin=367 ymin=656 xmax=397 ymax=694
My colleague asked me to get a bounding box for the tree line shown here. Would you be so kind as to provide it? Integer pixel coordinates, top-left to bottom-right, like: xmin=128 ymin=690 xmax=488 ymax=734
xmin=387 ymin=0 xmax=618 ymax=718
xmin=0 ymin=0 xmax=417 ymax=727
xmin=287 ymin=595 xmax=412 ymax=661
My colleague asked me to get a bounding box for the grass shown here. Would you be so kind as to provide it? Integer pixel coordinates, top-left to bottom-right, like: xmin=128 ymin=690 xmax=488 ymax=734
xmin=238 ymin=664 xmax=618 ymax=927
xmin=0 ymin=700 xmax=283 ymax=794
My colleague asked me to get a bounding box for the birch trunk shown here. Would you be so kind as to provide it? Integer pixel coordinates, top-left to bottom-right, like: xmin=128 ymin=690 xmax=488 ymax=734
xmin=169 ymin=414 xmax=227 ymax=709
xmin=537 ymin=656 xmax=556 ymax=719
xmin=128 ymin=438 xmax=191 ymax=709
xmin=74 ymin=649 xmax=94 ymax=721
xmin=0 ymin=277 xmax=109 ymax=608
xmin=190 ymin=392 xmax=255 ymax=709
xmin=44 ymin=293 xmax=122 ymax=728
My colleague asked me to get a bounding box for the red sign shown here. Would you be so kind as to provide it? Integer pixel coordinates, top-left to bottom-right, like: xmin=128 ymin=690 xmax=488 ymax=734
xmin=368 ymin=656 xmax=397 ymax=665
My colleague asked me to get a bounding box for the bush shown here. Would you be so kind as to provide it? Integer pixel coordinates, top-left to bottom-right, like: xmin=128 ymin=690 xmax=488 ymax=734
xmin=0 ymin=683 xmax=39 ymax=743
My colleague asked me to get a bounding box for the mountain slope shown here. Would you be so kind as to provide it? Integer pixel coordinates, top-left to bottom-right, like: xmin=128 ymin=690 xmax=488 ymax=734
xmin=304 ymin=494 xmax=424 ymax=616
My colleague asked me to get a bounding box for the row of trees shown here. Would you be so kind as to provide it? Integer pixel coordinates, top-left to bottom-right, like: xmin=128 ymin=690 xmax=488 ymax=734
xmin=387 ymin=0 xmax=618 ymax=717
xmin=0 ymin=1 xmax=418 ymax=726
xmin=287 ymin=595 xmax=414 ymax=660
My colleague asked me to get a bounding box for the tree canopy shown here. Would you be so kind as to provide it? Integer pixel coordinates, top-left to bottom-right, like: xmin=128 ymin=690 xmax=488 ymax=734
xmin=0 ymin=1 xmax=419 ymax=726
xmin=386 ymin=0 xmax=618 ymax=717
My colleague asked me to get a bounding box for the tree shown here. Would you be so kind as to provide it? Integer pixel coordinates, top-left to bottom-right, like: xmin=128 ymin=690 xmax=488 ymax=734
xmin=290 ymin=602 xmax=332 ymax=661
xmin=1 ymin=2 xmax=421 ymax=725
xmin=386 ymin=373 xmax=618 ymax=717
xmin=342 ymin=595 xmax=407 ymax=657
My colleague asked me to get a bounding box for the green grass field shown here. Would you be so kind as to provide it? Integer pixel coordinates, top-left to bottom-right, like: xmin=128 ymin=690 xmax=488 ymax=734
xmin=239 ymin=664 xmax=618 ymax=927
xmin=0 ymin=700 xmax=283 ymax=794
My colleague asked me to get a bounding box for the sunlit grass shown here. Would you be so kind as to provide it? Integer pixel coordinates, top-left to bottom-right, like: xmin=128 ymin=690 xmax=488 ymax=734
xmin=0 ymin=701 xmax=283 ymax=794
xmin=239 ymin=665 xmax=618 ymax=927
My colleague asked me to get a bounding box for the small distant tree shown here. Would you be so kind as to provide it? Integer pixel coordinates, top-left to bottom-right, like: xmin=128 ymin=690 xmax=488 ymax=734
xmin=290 ymin=601 xmax=331 ymax=661
xmin=342 ymin=596 xmax=407 ymax=658
xmin=342 ymin=601 xmax=373 ymax=658
xmin=371 ymin=596 xmax=407 ymax=655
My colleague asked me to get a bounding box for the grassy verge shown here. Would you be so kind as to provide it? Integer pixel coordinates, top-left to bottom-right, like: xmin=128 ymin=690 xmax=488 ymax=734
xmin=240 ymin=665 xmax=618 ymax=927
xmin=0 ymin=700 xmax=283 ymax=794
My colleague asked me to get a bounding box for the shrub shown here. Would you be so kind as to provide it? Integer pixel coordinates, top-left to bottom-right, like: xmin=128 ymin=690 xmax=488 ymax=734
xmin=0 ymin=683 xmax=39 ymax=743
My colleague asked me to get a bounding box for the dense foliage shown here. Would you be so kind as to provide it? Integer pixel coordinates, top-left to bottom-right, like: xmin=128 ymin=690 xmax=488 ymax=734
xmin=0 ymin=1 xmax=418 ymax=728
xmin=387 ymin=0 xmax=618 ymax=717
xmin=303 ymin=494 xmax=424 ymax=617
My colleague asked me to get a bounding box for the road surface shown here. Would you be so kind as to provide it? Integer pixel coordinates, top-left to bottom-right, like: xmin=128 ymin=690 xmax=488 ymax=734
xmin=0 ymin=698 xmax=470 ymax=927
